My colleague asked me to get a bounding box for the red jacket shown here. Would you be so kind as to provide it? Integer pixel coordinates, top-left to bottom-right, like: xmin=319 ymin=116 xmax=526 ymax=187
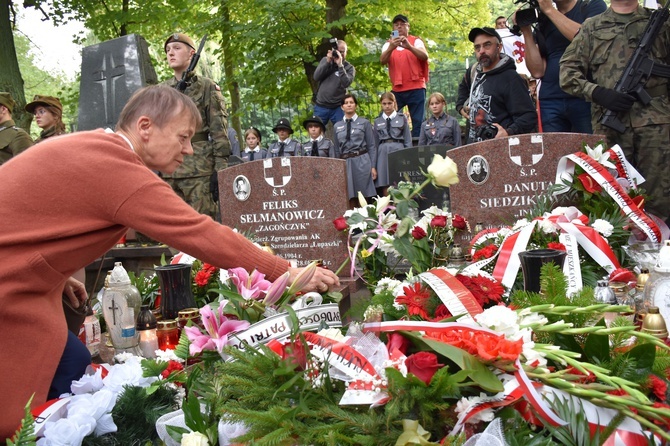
xmin=387 ymin=35 xmax=429 ymax=92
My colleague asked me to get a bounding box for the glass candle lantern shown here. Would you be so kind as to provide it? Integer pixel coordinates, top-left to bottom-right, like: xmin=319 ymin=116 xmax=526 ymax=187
xmin=136 ymin=305 xmax=159 ymax=358
xmin=157 ymin=320 xmax=180 ymax=351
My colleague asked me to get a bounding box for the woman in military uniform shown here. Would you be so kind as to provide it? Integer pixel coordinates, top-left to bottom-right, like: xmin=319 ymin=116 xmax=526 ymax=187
xmin=25 ymin=95 xmax=66 ymax=143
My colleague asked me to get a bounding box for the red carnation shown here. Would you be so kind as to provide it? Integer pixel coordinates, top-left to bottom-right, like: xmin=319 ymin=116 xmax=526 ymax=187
xmin=411 ymin=226 xmax=427 ymax=240
xmin=432 ymin=304 xmax=453 ymax=321
xmin=452 ymin=214 xmax=467 ymax=230
xmin=161 ymin=360 xmax=185 ymax=380
xmin=195 ymin=270 xmax=212 ymax=287
xmin=430 ymin=215 xmax=447 ymax=228
xmin=647 ymin=375 xmax=668 ymax=401
xmin=547 ymin=242 xmax=566 ymax=252
xmin=405 ymin=351 xmax=444 ymax=384
xmin=333 ymin=216 xmax=348 ymax=231
xmin=473 ymin=244 xmax=498 ymax=261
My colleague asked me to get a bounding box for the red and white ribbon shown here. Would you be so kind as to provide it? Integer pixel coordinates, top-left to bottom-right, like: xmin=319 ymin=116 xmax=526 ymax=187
xmin=419 ymin=268 xmax=483 ymax=322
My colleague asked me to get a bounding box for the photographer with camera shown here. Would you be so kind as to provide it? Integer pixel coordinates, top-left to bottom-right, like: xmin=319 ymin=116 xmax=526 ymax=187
xmin=456 ymin=27 xmax=537 ymax=144
xmin=514 ymin=0 xmax=606 ymax=132
xmin=313 ymin=39 xmax=355 ymax=126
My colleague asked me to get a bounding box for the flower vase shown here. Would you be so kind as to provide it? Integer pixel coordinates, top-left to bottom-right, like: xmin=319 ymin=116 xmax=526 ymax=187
xmin=518 ymin=249 xmax=567 ymax=293
xmin=156 ymin=264 xmax=196 ymax=320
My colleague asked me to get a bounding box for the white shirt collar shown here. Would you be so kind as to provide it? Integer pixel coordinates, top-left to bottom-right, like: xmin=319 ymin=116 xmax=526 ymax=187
xmin=383 ymin=111 xmax=397 ymax=120
xmin=245 ymin=146 xmax=260 ymax=153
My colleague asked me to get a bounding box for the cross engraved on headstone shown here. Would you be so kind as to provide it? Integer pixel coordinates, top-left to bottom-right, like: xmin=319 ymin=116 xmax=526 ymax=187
xmin=264 ymin=158 xmax=292 ymax=187
xmin=108 ymin=299 xmax=120 ymax=325
xmin=92 ymin=53 xmax=126 ymax=125
xmin=508 ymin=135 xmax=544 ymax=167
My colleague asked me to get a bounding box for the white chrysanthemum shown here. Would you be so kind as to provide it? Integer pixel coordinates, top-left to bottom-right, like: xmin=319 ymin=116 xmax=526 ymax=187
xmin=374 ymin=277 xmax=404 ymax=296
xmin=512 ymin=218 xmax=530 ymax=230
xmin=539 ymin=218 xmax=557 ymax=234
xmin=155 ymin=348 xmax=185 ymax=363
xmin=551 ymin=206 xmax=569 ymax=216
xmin=475 ymin=306 xmax=520 ymax=339
xmin=592 ymin=218 xmax=614 ymax=237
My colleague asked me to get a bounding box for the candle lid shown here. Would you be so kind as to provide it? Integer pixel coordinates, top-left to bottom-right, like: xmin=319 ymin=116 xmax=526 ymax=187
xmin=157 ymin=319 xmax=178 ymax=330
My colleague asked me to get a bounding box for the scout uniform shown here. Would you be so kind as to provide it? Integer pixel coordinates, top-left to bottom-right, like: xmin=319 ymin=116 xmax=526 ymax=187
xmin=266 ymin=118 xmax=302 ymax=158
xmin=373 ymin=111 xmax=412 ymax=188
xmin=301 ymin=116 xmax=335 ymax=157
xmin=418 ymin=112 xmax=461 ymax=147
xmin=25 ymin=95 xmax=66 ymax=143
xmin=333 ymin=114 xmax=377 ymax=199
xmin=0 ymin=92 xmax=33 ymax=165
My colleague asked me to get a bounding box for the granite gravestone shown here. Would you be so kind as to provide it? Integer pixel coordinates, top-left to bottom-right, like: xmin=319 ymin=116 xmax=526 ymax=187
xmin=388 ymin=145 xmax=453 ymax=212
xmin=218 ymin=157 xmax=349 ymax=271
xmin=78 ymin=34 xmax=157 ymax=131
xmin=448 ymin=133 xmax=604 ymax=226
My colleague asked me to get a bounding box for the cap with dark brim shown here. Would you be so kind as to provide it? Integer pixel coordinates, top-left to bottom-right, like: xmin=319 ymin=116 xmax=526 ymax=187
xmin=302 ymin=115 xmax=325 ymax=131
xmin=392 ymin=14 xmax=409 ymax=23
xmin=468 ymin=27 xmax=502 ymax=43
xmin=272 ymin=118 xmax=294 ymax=134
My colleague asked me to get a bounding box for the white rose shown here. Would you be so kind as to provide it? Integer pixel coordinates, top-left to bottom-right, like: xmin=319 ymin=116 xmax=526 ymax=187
xmin=181 ymin=431 xmax=210 ymax=446
xmin=592 ymin=219 xmax=614 ymax=237
xmin=427 ymin=154 xmax=459 ymax=187
xmin=539 ymin=219 xmax=557 ymax=234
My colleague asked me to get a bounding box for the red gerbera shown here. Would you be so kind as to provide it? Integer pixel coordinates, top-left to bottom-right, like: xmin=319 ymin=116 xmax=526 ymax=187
xmin=396 ymin=282 xmax=431 ymax=319
xmin=457 ymin=274 xmax=505 ymax=307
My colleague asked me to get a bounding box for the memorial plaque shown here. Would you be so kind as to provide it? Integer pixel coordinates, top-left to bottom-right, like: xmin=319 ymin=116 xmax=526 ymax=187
xmin=218 ymin=158 xmax=349 ymax=271
xmin=448 ymin=133 xmax=604 ymax=226
xmin=78 ymin=34 xmax=157 ymax=131
xmin=388 ymin=145 xmax=453 ymax=212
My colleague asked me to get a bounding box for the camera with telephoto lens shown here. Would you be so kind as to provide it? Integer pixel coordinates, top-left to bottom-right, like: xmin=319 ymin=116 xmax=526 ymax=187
xmin=510 ymin=0 xmax=540 ymax=36
xmin=329 ymin=37 xmax=340 ymax=59
xmin=475 ymin=124 xmax=498 ymax=140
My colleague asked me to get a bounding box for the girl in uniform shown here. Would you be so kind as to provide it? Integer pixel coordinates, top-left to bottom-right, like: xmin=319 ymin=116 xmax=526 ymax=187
xmin=25 ymin=95 xmax=66 ymax=143
xmin=241 ymin=127 xmax=266 ymax=162
xmin=418 ymin=92 xmax=461 ymax=147
xmin=333 ymin=94 xmax=377 ymax=208
xmin=373 ymin=92 xmax=412 ymax=196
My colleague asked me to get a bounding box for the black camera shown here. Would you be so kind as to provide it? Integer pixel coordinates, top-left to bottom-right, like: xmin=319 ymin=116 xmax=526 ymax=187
xmin=510 ymin=0 xmax=540 ymax=35
xmin=475 ymin=124 xmax=498 ymax=141
xmin=329 ymin=37 xmax=340 ymax=58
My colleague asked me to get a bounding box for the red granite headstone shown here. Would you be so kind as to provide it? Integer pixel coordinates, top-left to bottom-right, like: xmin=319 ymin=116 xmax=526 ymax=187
xmin=218 ymin=157 xmax=349 ymax=272
xmin=448 ymin=133 xmax=605 ymax=226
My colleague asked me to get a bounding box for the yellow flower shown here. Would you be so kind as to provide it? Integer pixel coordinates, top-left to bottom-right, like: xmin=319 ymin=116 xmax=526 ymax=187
xmin=427 ymin=154 xmax=459 ymax=187
xmin=360 ymin=249 xmax=372 ymax=258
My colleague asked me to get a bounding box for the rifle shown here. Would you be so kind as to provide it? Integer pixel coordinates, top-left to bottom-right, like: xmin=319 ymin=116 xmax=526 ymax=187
xmin=175 ymin=34 xmax=208 ymax=92
xmin=600 ymin=0 xmax=670 ymax=133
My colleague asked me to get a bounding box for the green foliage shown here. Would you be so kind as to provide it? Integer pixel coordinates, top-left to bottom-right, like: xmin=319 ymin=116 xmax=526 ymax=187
xmin=543 ymin=396 xmax=619 ymax=446
xmin=128 ymin=270 xmax=159 ymax=307
xmin=6 ymin=395 xmax=36 ymax=446
xmin=82 ymin=385 xmax=178 ymax=446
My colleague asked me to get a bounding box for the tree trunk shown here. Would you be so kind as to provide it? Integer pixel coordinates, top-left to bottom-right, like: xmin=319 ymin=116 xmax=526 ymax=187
xmin=220 ymin=0 xmax=242 ymax=140
xmin=0 ymin=0 xmax=30 ymax=131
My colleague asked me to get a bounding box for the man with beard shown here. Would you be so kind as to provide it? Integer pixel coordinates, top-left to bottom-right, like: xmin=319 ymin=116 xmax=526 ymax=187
xmin=456 ymin=27 xmax=537 ymax=144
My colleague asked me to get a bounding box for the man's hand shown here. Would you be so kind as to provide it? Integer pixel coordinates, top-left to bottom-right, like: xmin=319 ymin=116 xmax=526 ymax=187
xmin=492 ymin=123 xmax=509 ymax=138
xmin=592 ymin=86 xmax=635 ymax=113
xmin=459 ymin=105 xmax=470 ymax=119
xmin=288 ymin=267 xmax=340 ymax=293
xmin=63 ymin=276 xmax=88 ymax=309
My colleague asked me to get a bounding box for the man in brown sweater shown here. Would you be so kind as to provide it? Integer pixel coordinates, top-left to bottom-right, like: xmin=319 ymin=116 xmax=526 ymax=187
xmin=0 ymin=85 xmax=338 ymax=439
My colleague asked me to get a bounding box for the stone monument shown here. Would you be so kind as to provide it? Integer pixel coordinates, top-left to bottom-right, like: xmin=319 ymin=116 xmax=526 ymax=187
xmin=218 ymin=157 xmax=349 ymax=271
xmin=448 ymin=133 xmax=604 ymax=226
xmin=78 ymin=34 xmax=157 ymax=131
xmin=388 ymin=144 xmax=453 ymax=211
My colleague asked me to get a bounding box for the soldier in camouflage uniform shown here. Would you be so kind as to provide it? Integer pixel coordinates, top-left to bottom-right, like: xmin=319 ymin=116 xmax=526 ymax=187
xmin=559 ymin=0 xmax=670 ymax=222
xmin=0 ymin=92 xmax=33 ymax=166
xmin=162 ymin=33 xmax=230 ymax=220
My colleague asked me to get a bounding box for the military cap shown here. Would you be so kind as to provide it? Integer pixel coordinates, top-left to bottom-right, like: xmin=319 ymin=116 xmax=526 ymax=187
xmin=392 ymin=14 xmax=409 ymax=24
xmin=164 ymin=33 xmax=196 ymax=52
xmin=303 ymin=115 xmax=325 ymax=132
xmin=468 ymin=27 xmax=502 ymax=43
xmin=25 ymin=95 xmax=63 ymax=114
xmin=272 ymin=118 xmax=294 ymax=134
xmin=0 ymin=92 xmax=16 ymax=114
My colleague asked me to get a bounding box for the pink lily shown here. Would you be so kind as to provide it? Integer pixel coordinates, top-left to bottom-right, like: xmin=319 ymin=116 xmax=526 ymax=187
xmin=263 ymin=271 xmax=291 ymax=307
xmin=286 ymin=261 xmax=317 ymax=296
xmin=227 ymin=267 xmax=271 ymax=300
xmin=185 ymin=304 xmax=250 ymax=356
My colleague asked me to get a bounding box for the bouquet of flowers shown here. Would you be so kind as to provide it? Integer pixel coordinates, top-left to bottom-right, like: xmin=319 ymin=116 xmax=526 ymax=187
xmin=333 ymin=154 xmax=468 ymax=286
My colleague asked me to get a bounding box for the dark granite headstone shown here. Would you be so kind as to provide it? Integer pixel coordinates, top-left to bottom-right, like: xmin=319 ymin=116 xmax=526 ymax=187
xmin=78 ymin=34 xmax=157 ymax=131
xmin=218 ymin=158 xmax=349 ymax=272
xmin=388 ymin=145 xmax=453 ymax=212
xmin=448 ymin=133 xmax=604 ymax=226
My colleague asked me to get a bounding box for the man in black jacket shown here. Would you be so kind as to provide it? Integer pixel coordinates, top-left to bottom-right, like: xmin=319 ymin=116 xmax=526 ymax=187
xmin=456 ymin=27 xmax=537 ymax=144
